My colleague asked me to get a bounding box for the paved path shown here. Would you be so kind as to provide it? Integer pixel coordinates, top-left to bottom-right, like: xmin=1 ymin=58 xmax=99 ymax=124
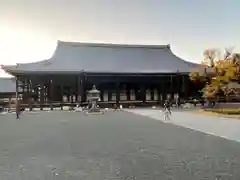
xmin=125 ymin=109 xmax=240 ymax=143
xmin=1 ymin=111 xmax=240 ymax=179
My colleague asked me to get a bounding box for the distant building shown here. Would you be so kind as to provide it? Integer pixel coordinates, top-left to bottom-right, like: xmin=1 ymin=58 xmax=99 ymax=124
xmin=1 ymin=41 xmax=202 ymax=108
xmin=0 ymin=78 xmax=16 ymax=109
xmin=0 ymin=78 xmax=15 ymax=98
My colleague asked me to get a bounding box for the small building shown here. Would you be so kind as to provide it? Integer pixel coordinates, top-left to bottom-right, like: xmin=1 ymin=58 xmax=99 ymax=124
xmin=1 ymin=41 xmax=202 ymax=108
xmin=0 ymin=78 xmax=16 ymax=98
xmin=0 ymin=78 xmax=16 ymax=109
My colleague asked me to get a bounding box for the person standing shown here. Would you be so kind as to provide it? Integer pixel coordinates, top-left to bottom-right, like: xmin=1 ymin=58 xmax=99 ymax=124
xmin=164 ymin=99 xmax=172 ymax=114
xmin=16 ymin=101 xmax=20 ymax=120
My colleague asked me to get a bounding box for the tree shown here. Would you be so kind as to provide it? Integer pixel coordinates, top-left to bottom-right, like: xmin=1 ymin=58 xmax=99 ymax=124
xmin=189 ymin=47 xmax=240 ymax=100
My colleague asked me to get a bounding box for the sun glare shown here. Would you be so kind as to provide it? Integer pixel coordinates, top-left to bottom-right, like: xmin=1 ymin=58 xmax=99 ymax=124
xmin=0 ymin=27 xmax=56 ymax=76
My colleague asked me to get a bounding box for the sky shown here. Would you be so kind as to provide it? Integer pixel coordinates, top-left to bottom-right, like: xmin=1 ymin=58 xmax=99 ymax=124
xmin=0 ymin=0 xmax=240 ymax=76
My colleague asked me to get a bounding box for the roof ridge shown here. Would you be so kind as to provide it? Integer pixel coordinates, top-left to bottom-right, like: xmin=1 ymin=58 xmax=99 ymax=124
xmin=57 ymin=40 xmax=171 ymax=49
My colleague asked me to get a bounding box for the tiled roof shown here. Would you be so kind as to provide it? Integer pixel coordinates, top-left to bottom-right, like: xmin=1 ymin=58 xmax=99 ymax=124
xmin=2 ymin=41 xmax=199 ymax=74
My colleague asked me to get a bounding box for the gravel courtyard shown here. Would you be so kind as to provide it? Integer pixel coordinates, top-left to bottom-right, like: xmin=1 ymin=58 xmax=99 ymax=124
xmin=1 ymin=111 xmax=240 ymax=179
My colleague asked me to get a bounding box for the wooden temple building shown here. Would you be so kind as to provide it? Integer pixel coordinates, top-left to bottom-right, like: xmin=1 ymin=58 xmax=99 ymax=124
xmin=1 ymin=41 xmax=202 ymax=109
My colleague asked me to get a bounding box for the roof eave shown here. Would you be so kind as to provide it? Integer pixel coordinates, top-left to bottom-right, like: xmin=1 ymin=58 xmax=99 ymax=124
xmin=0 ymin=69 xmax=191 ymax=75
xmin=1 ymin=65 xmax=18 ymax=76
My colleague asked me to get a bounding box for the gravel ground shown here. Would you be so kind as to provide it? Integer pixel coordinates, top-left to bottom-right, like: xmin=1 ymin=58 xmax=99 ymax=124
xmin=0 ymin=111 xmax=240 ymax=179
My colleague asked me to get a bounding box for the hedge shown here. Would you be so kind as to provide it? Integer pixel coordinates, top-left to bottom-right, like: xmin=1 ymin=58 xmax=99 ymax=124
xmin=204 ymin=108 xmax=240 ymax=115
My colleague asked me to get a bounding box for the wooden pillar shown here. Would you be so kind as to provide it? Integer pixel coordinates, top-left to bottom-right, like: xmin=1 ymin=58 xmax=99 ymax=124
xmin=40 ymin=84 xmax=44 ymax=110
xmin=49 ymin=80 xmax=53 ymax=101
xmin=140 ymin=85 xmax=146 ymax=103
xmin=157 ymin=77 xmax=162 ymax=103
xmin=150 ymin=86 xmax=154 ymax=101
xmin=181 ymin=75 xmax=184 ymax=98
xmin=157 ymin=84 xmax=161 ymax=104
xmin=67 ymin=87 xmax=70 ymax=102
xmin=60 ymin=83 xmax=63 ymax=102
xmin=8 ymin=97 xmax=11 ymax=112
xmin=21 ymin=79 xmax=25 ymax=92
xmin=127 ymin=84 xmax=130 ymax=101
xmin=81 ymin=78 xmax=86 ymax=103
xmin=99 ymin=85 xmax=104 ymax=102
xmin=69 ymin=87 xmax=73 ymax=103
xmin=162 ymin=78 xmax=166 ymax=100
xmin=78 ymin=74 xmax=87 ymax=103
xmin=82 ymin=86 xmax=86 ymax=103
xmin=182 ymin=75 xmax=187 ymax=99
xmin=43 ymin=85 xmax=46 ymax=102
xmin=76 ymin=76 xmax=79 ymax=102
xmin=80 ymin=78 xmax=84 ymax=103
xmin=26 ymin=79 xmax=31 ymax=111
xmin=15 ymin=76 xmax=20 ymax=115
xmin=29 ymin=96 xmax=33 ymax=111
xmin=27 ymin=79 xmax=30 ymax=93
xmin=108 ymin=90 xmax=112 ymax=102
xmin=45 ymin=85 xmax=48 ymax=103
xmin=22 ymin=79 xmax=25 ymax=103
xmin=60 ymin=83 xmax=63 ymax=110
xmin=175 ymin=73 xmax=179 ymax=96
xmin=115 ymin=82 xmax=120 ymax=107
xmin=170 ymin=75 xmax=173 ymax=95
xmin=49 ymin=79 xmax=53 ymax=110
xmin=27 ymin=80 xmax=33 ymax=110
xmin=26 ymin=79 xmax=29 ymax=106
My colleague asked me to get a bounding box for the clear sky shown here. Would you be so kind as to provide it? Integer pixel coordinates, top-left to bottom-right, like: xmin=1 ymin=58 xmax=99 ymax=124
xmin=0 ymin=0 xmax=239 ymax=76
